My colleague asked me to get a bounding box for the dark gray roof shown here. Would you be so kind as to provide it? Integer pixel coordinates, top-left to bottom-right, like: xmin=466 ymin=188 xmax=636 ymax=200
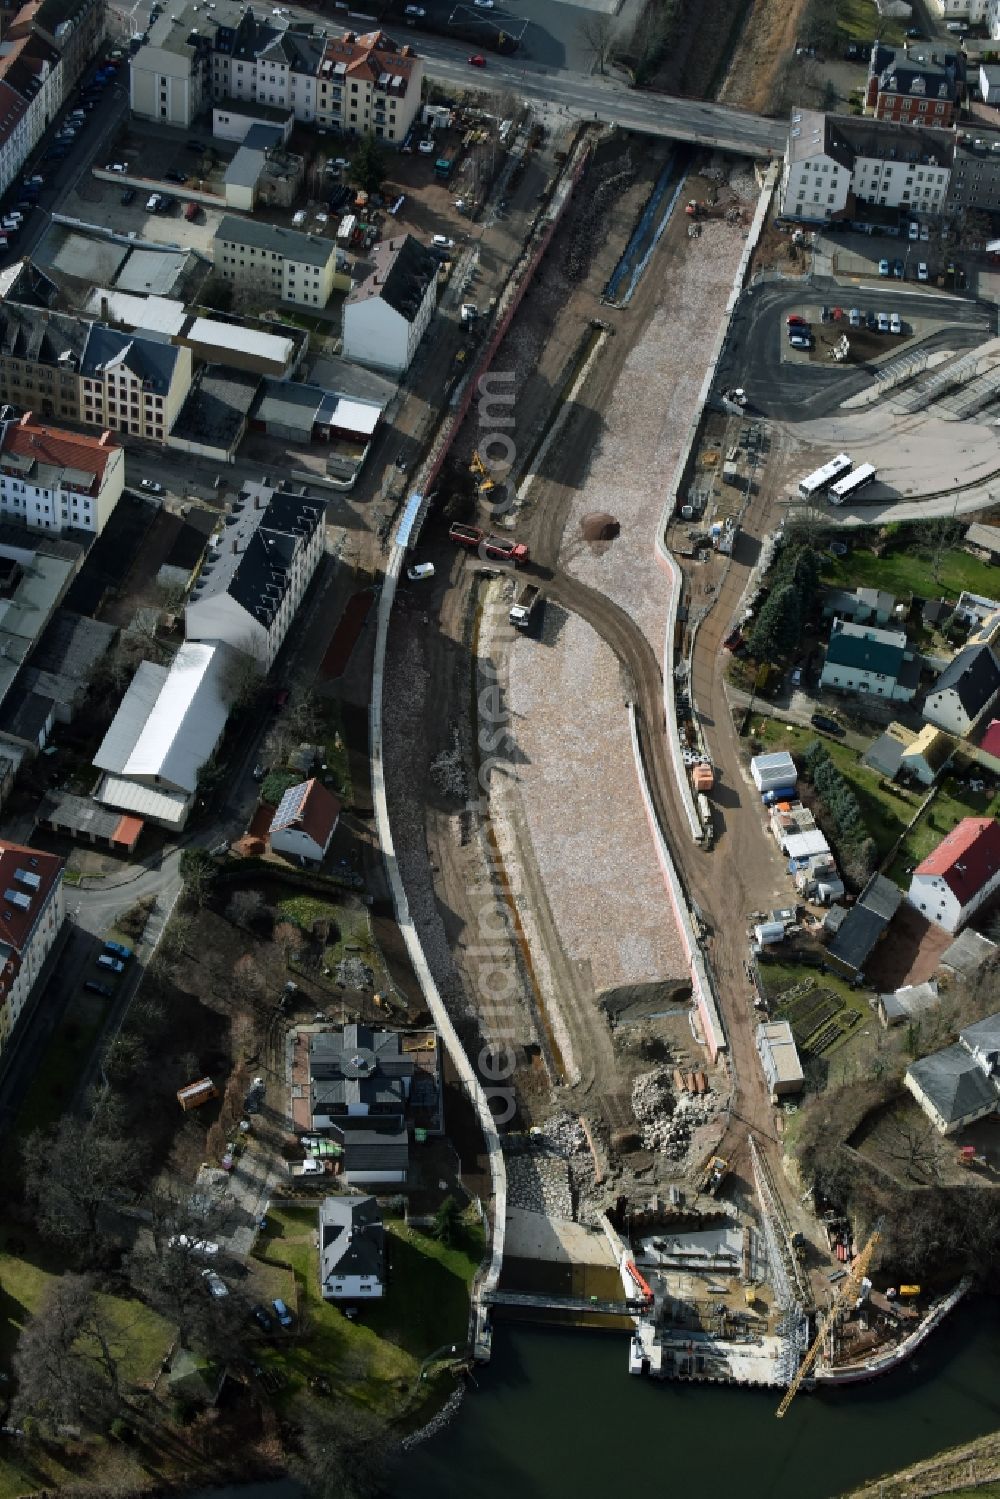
xmin=188 ymin=481 xmax=323 ymax=627
xmin=939 ymin=928 xmax=997 ymax=977
xmin=0 ymin=688 xmax=55 ymax=744
xmin=923 ymin=598 xmax=953 ymax=626
xmin=827 ymin=874 xmax=902 ymax=972
xmin=311 ymin=1024 xmax=414 ymax=1079
xmin=170 ymin=366 xmax=258 ymax=449
xmin=862 ymin=730 xmax=907 ymax=777
xmin=825 ymin=106 xmax=955 ymax=168
xmin=81 ymin=324 xmax=179 ymax=394
xmin=319 ymin=1195 xmax=384 ymax=1284
xmin=0 ymin=304 xmax=88 ymax=366
xmin=907 ymin=1043 xmax=997 ymax=1126
xmin=215 ymin=214 xmax=335 ymax=269
xmin=862 ymin=873 xmax=904 ymax=921
xmin=162 ymin=507 xmax=216 ymax=573
xmin=31 ymin=609 xmax=116 ymax=679
xmin=349 ymin=234 xmax=438 ymax=323
xmin=36 ymin=789 xmax=127 ymax=841
xmin=960 ymin=1012 xmax=1000 ymax=1068
xmin=330 ymin=1117 xmax=409 ymax=1174
xmin=929 ymin=643 xmax=1000 ymax=718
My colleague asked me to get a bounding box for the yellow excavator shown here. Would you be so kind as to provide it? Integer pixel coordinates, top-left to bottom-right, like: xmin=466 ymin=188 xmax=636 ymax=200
xmin=469 ymin=450 xmax=496 ymax=495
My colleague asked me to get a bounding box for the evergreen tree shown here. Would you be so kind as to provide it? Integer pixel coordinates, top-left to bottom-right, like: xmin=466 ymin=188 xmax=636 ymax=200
xmin=351 ymin=134 xmax=386 ymax=194
xmin=748 ymin=582 xmax=802 ymax=663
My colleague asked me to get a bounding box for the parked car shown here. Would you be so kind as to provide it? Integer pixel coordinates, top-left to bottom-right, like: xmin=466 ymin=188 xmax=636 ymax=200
xmin=878 ymin=257 xmax=890 ymax=276
xmin=121 ymin=187 xmax=135 ymax=205
xmin=908 ymin=220 xmax=919 ymax=240
xmin=877 ymin=311 xmax=890 ymax=333
xmin=820 ymin=305 xmax=831 ymax=323
xmin=789 ymin=332 xmax=812 ymax=350
xmin=906 ymin=25 xmax=923 ymax=37
xmin=810 ymin=713 xmax=844 ymax=735
xmin=165 ymin=168 xmax=188 ymax=184
xmin=790 ymin=667 xmax=802 ymax=687
xmin=473 ymin=0 xmax=494 ymax=7
xmin=272 ymin=1298 xmax=293 ymax=1328
xmin=84 ymin=980 xmax=113 ymax=997
xmin=786 ymin=313 xmax=807 ymax=326
xmin=418 ymin=139 xmax=435 ymax=154
xmin=404 ymin=3 xmax=426 ymax=13
xmin=919 ymin=223 xmax=929 ymax=241
xmin=468 ymin=53 xmax=486 ymax=65
xmin=104 ymin=940 xmax=133 ymax=960
xmin=251 ymin=1304 xmax=273 ymax=1331
xmin=407 ymin=562 xmax=435 ymax=580
xmin=1 ymin=217 xmax=19 ymax=232
xmin=890 ymin=312 xmax=903 ymax=334
xmin=203 ymin=1270 xmax=229 ymax=1299
xmin=140 ymin=478 xmax=164 ymax=493
xmin=432 ymin=234 xmax=455 ymax=250
xmin=97 ymin=954 xmax=125 ymax=973
xmin=299 ymin=1159 xmax=326 ymax=1176
xmin=723 ymin=629 xmax=743 ymax=651
xmin=917 ymin=262 xmax=929 ymax=281
xmin=184 ymin=201 xmax=200 ymax=221
xmin=848 ymin=307 xmax=861 ymax=328
xmin=893 ymin=258 xmax=904 ymax=278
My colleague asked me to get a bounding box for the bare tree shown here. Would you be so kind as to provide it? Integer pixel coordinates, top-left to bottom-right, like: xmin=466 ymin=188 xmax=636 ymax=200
xmin=233 ymin=952 xmax=267 ymax=1003
xmin=290 ymin=1397 xmax=399 ymax=1499
xmin=578 ymin=12 xmax=619 ymax=74
xmin=13 ymin=1275 xmax=127 ymax=1431
xmin=274 ymin=920 xmax=301 ymax=966
xmin=22 ymin=1117 xmax=144 ymax=1261
xmin=226 ymin=889 xmax=267 ymax=930
xmin=880 ymin=1107 xmax=945 ymax=1184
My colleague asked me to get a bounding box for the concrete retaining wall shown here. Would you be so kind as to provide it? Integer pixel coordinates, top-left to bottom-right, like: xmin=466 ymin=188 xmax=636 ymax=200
xmin=628 ymin=704 xmax=727 ymax=1059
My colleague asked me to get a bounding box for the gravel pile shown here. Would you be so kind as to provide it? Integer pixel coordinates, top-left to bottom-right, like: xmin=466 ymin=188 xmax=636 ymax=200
xmin=429 ymin=727 xmax=469 ymax=801
xmin=506 ymin=1153 xmax=574 ymax=1218
xmin=631 ymin=1069 xmax=722 ymax=1159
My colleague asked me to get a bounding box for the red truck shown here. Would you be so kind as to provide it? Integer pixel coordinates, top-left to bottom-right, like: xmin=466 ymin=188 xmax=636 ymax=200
xmin=449 ymin=521 xmax=529 ymax=566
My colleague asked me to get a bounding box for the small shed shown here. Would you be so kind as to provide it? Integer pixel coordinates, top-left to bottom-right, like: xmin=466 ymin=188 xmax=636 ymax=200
xmin=750 ymin=750 xmax=796 ymax=793
xmin=756 ymin=1020 xmax=804 ymax=1098
xmin=878 ymin=980 xmax=940 ymax=1028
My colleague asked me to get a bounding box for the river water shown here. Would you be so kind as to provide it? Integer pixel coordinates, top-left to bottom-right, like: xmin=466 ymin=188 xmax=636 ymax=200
xmin=193 ymin=1298 xmax=1000 ymax=1499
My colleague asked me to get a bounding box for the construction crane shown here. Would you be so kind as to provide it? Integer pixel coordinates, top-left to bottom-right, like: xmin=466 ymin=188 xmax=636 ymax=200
xmin=775 ymin=1224 xmax=881 ymax=1419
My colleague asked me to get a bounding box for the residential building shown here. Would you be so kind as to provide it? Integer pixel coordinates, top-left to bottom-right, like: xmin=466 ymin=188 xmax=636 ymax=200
xmin=954 ymin=591 xmax=1000 ymax=629
xmin=781 ymin=107 xmax=953 ymax=222
xmin=826 ymin=873 xmax=903 ymax=978
xmin=904 ymin=1013 xmax=1000 ymax=1135
xmin=901 ymin=722 xmax=955 ymax=784
xmin=948 ymin=129 xmax=1000 ymax=212
xmin=906 ymin=816 xmax=1000 ymax=932
xmin=819 ymin=618 xmax=919 ymax=701
xmin=0 ymin=304 xmax=87 ymax=424
xmin=980 ymin=63 xmax=1000 ymax=103
xmin=0 ymin=81 xmax=29 ymax=200
xmin=0 ymin=0 xmax=102 ymax=201
xmin=0 ymin=838 xmax=64 ymax=1059
xmin=822 ymin=586 xmax=897 ymax=626
xmin=213 ymin=214 xmax=338 ymax=307
xmin=309 ymin=1022 xmax=413 ymax=1131
xmin=80 ymin=326 xmax=192 ymax=443
xmin=318 ymin=1195 xmax=384 ymax=1300
xmin=923 ymin=642 xmax=1000 ymax=735
xmin=905 ymin=1042 xmax=997 ymax=1134
xmin=129 ymin=6 xmax=214 ymax=127
xmin=268 ymin=777 xmax=340 ymax=863
xmin=0 ymin=526 xmax=80 ymax=714
xmin=328 ymin=1116 xmax=409 ymax=1187
xmin=92 ymin=640 xmax=234 ymax=831
xmin=939 ymin=926 xmax=997 ymax=979
xmin=342 ymin=234 xmax=438 ymax=375
xmin=865 ymin=44 xmax=962 ymax=127
xmin=184 ymin=480 xmax=324 ymax=671
xmin=926 ymin=0 xmax=987 ymax=22
xmin=756 ymin=1020 xmax=804 ymax=1099
xmin=315 ymin=28 xmax=422 ymax=143
xmin=0 ymin=414 xmax=124 ymax=534
xmin=974 ymin=716 xmax=1000 ymax=772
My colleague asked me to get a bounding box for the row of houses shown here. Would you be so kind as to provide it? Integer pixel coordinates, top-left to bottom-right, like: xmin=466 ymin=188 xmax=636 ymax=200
xmin=129 ymin=6 xmax=423 ymax=142
xmin=0 ymin=0 xmax=103 ymax=202
xmin=781 ymin=101 xmax=1000 ymax=222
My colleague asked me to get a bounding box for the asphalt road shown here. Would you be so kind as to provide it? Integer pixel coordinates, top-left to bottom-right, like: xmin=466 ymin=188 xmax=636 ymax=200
xmin=716 ymin=278 xmax=995 ymax=421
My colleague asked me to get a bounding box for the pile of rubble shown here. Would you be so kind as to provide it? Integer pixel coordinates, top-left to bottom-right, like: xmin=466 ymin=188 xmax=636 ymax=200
xmin=506 ymin=1154 xmax=574 ymax=1218
xmin=503 ymin=1113 xmax=593 ymax=1219
xmin=336 ymin=955 xmax=375 ymax=990
xmin=429 ymin=727 xmax=469 ymax=801
xmin=631 ymin=1069 xmax=721 ymax=1159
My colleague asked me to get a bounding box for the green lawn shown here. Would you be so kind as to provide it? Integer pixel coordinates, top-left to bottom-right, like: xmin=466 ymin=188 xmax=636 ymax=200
xmin=319 ymin=701 xmax=352 ymax=803
xmin=253 ymin=1205 xmax=481 ymax=1412
xmin=885 ymin=774 xmax=1000 ymax=886
xmin=837 ymin=0 xmax=905 ymax=45
xmin=277 ymin=893 xmax=343 ymax=931
xmin=821 ymin=545 xmax=999 ymax=605
xmin=750 ymin=717 xmax=922 ymax=857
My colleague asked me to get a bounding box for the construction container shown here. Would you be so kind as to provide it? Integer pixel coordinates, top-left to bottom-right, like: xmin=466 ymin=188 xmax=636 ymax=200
xmin=750 ymin=751 xmax=797 ymax=794
xmin=899 ymin=1284 xmax=921 ymax=1297
xmin=695 ymin=1072 xmax=707 ymax=1094
xmin=685 ymin=1071 xmax=697 ymax=1094
xmin=691 ymin=762 xmax=714 ymax=793
xmin=754 ymin=921 xmax=786 ymax=946
xmin=177 ymin=1077 xmax=219 ymax=1111
xmin=673 ymin=1068 xmax=686 ymax=1093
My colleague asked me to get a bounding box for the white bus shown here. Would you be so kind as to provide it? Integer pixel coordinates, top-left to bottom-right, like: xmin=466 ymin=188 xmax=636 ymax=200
xmin=829 ymin=462 xmax=876 ymax=504
xmin=798 ymin=453 xmax=852 ymax=499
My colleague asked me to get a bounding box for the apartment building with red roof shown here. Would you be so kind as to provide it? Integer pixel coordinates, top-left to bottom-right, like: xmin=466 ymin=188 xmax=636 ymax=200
xmin=315 ymin=29 xmax=422 ymax=143
xmin=906 ymin=816 xmax=1000 ymax=933
xmin=0 ymin=837 xmax=64 ymax=1058
xmin=0 ymin=412 xmax=124 ymax=534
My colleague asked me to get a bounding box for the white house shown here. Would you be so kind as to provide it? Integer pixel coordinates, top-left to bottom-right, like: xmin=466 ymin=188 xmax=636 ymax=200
xmin=268 ymin=777 xmax=340 ymax=864
xmin=0 ymin=414 xmax=124 ymax=535
xmin=781 ymin=108 xmax=953 ymax=223
xmin=184 ymin=480 xmax=324 ymax=671
xmin=214 ymin=215 xmax=338 ymax=308
xmin=906 ymin=816 xmax=1000 ymax=933
xmin=342 ymin=235 xmax=438 ymax=375
xmin=923 ymin=643 xmax=1000 ymax=737
xmin=820 ymin=618 xmax=919 ymax=701
xmin=319 ymin=1195 xmax=384 ymax=1300
xmin=0 ymin=839 xmax=64 ymax=1060
xmin=92 ymin=641 xmax=233 ymax=830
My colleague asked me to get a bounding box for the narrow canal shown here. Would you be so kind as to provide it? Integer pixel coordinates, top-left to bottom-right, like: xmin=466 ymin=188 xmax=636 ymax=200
xmin=194 ymin=1296 xmax=1000 ymax=1499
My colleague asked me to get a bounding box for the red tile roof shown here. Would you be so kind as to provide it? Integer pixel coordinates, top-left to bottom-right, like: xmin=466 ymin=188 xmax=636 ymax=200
xmin=0 ymin=839 xmax=63 ymax=999
xmin=1 ymin=414 xmax=118 ymax=493
xmin=915 ymin=817 xmax=1000 ymax=901
xmin=271 ymin=777 xmax=341 ymax=849
xmin=0 ymin=81 xmax=28 ymax=150
xmin=323 ymin=28 xmax=416 ymax=89
xmin=980 ymin=719 xmax=1000 ymax=760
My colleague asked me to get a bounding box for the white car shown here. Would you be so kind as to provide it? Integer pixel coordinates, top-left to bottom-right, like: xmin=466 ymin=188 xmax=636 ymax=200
xmin=140 ymin=478 xmax=164 ymax=493
xmin=300 ymin=1158 xmax=326 ymax=1176
xmin=877 ymin=311 xmax=890 ymax=333
xmin=404 ymin=4 xmax=426 ymax=13
xmin=890 ymin=312 xmax=903 ymax=334
xmin=432 ymin=234 xmax=455 ymax=249
xmin=407 ymin=562 xmax=435 ymax=580
xmin=788 ymin=332 xmax=811 ymax=350
xmin=917 ymin=262 xmax=929 ymax=281
xmin=908 ymin=220 xmax=919 ymax=240
xmin=202 ymin=1269 xmax=229 ymax=1298
xmin=474 ymin=0 xmax=494 ymax=7
xmin=418 ymin=139 xmax=435 ymax=155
